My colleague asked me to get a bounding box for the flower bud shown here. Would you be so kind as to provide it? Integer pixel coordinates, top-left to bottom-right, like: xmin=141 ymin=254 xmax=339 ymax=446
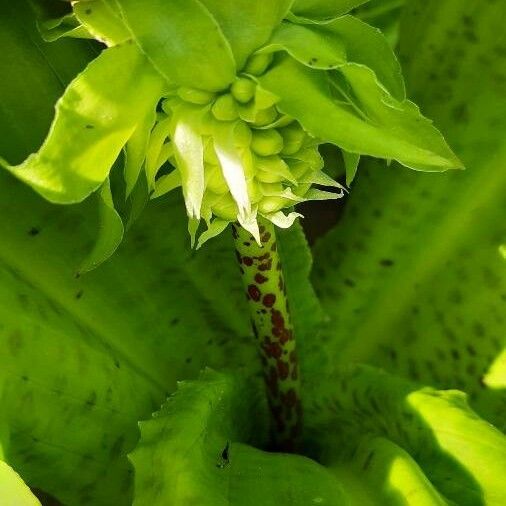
xmin=251 ymin=129 xmax=284 ymax=156
xmin=280 ymin=124 xmax=306 ymax=155
xmin=211 ymin=193 xmax=238 ymax=221
xmin=205 ymin=164 xmax=228 ymax=195
xmin=212 ymin=94 xmax=239 ymax=121
xmin=177 ymin=86 xmax=215 ymax=105
xmin=244 ymin=53 xmax=274 ymax=76
xmin=231 ymin=78 xmax=256 ymax=104
xmin=252 ymin=106 xmax=278 ymax=127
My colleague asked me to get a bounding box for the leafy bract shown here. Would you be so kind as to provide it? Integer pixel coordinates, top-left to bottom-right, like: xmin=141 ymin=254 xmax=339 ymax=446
xmin=291 ymin=0 xmax=371 ymax=19
xmin=198 ymin=0 xmax=294 ymax=70
xmin=2 ymin=42 xmax=165 ymax=204
xmin=260 ymin=15 xmax=404 ymax=100
xmin=312 ymin=0 xmax=506 ymax=430
xmin=130 ymin=370 xmax=347 ymax=506
xmin=258 ymin=56 xmax=462 ymax=172
xmin=115 ymin=0 xmax=236 ymax=91
xmin=73 ymin=0 xmax=130 ymax=46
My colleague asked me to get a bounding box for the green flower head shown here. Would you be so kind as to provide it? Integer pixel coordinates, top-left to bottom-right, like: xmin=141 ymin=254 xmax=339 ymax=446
xmin=3 ymin=0 xmax=462 ymax=254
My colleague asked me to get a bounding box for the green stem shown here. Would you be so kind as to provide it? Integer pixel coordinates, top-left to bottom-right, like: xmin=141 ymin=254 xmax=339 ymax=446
xmin=232 ymin=219 xmax=301 ymax=451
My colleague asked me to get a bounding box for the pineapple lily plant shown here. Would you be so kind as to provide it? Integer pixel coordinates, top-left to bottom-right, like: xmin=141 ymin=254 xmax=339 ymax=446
xmin=1 ymin=0 xmax=505 ymax=505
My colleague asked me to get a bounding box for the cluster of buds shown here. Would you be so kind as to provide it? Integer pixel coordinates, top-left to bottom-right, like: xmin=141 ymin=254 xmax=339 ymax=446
xmin=148 ymin=53 xmax=343 ymax=246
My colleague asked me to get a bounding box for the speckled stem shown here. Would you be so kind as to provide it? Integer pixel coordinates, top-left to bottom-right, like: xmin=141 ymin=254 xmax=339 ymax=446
xmin=232 ymin=219 xmax=301 ymax=451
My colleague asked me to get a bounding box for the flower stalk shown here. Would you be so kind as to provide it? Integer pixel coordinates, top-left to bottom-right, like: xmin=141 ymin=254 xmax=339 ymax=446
xmin=232 ymin=218 xmax=301 ymax=450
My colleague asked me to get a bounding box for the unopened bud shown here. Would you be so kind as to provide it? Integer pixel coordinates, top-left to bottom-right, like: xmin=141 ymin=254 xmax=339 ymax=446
xmin=251 ymin=129 xmax=284 ymax=156
xmin=212 ymin=94 xmax=239 ymax=121
xmin=231 ymin=78 xmax=256 ymax=104
xmin=205 ymin=164 xmax=228 ymax=195
xmin=252 ymin=106 xmax=278 ymax=127
xmin=280 ymin=124 xmax=306 ymax=155
xmin=177 ymin=86 xmax=215 ymax=105
xmin=244 ymin=53 xmax=274 ymax=76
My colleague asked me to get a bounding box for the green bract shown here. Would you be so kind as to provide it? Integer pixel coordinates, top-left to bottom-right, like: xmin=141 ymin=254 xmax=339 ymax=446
xmin=1 ymin=0 xmax=461 ymax=258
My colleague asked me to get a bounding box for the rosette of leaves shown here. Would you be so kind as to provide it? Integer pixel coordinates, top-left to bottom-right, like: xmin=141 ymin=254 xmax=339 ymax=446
xmin=2 ymin=0 xmax=461 ymax=261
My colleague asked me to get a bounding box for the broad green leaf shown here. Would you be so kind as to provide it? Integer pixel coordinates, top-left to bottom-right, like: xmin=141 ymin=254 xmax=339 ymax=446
xmin=291 ymin=0 xmax=370 ymax=19
xmin=73 ymin=0 xmax=131 ymax=46
xmin=312 ymin=0 xmax=506 ymax=431
xmin=292 ymin=0 xmax=369 ymax=19
xmin=0 ymin=0 xmax=94 ymax=164
xmin=261 ymin=15 xmax=405 ymax=100
xmin=2 ymin=42 xmax=166 ymax=204
xmin=352 ymin=0 xmax=405 ymax=47
xmin=259 ymin=57 xmax=462 ymax=172
xmin=331 ymin=437 xmax=447 ymax=506
xmin=198 ymin=0 xmax=294 ymax=70
xmin=115 ymin=0 xmax=236 ymax=91
xmin=305 ymin=365 xmax=506 ymax=505
xmin=130 ymin=370 xmax=347 ymax=506
xmin=78 ymin=178 xmax=124 ymax=273
xmin=0 ymin=459 xmax=41 ymax=506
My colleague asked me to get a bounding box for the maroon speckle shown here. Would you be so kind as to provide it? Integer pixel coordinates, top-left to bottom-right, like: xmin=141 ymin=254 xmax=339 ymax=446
xmin=277 ymin=360 xmax=289 ymax=379
xmin=243 ymin=256 xmax=253 ymax=266
xmin=263 ymin=342 xmax=282 ymax=359
xmin=256 ymin=253 xmax=270 ymax=261
xmin=258 ymin=259 xmax=273 ymax=271
xmin=261 ymin=232 xmax=271 ymax=243
xmin=248 ymin=284 xmax=261 ymax=301
xmin=243 ymin=241 xmax=250 ymax=246
xmin=259 ymin=225 xmax=266 ymax=234
xmin=271 ymin=309 xmax=285 ymax=329
xmin=255 ymin=273 xmax=268 ymax=284
xmin=263 ymin=293 xmax=276 ymax=307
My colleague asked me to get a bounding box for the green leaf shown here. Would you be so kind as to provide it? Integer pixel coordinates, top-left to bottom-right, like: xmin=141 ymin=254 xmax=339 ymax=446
xmin=342 ymin=150 xmax=360 ymax=185
xmin=312 ymin=0 xmax=506 ymax=431
xmin=73 ymin=0 xmax=131 ymax=46
xmin=115 ymin=0 xmax=236 ymax=91
xmin=0 ymin=459 xmax=41 ymax=506
xmin=78 ymin=178 xmax=124 ymax=273
xmin=261 ymin=15 xmax=405 ymax=100
xmin=29 ymin=0 xmax=91 ymax=41
xmin=198 ymin=0 xmax=294 ymax=70
xmin=2 ymin=42 xmax=166 ymax=204
xmin=0 ymin=1 xmax=94 ymax=164
xmin=259 ymin=57 xmax=462 ymax=172
xmin=291 ymin=0 xmax=370 ymax=19
xmin=130 ymin=370 xmax=347 ymax=506
xmin=305 ymin=365 xmax=506 ymax=506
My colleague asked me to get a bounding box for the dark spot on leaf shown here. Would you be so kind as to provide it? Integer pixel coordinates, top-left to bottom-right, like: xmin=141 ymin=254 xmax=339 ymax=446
xmin=28 ymin=227 xmax=40 ymax=236
xmin=85 ymin=8 xmax=92 ymax=15
xmin=75 ymin=290 xmax=84 ymax=300
xmin=85 ymin=124 xmax=94 ymax=129
xmin=380 ymin=259 xmax=394 ymax=267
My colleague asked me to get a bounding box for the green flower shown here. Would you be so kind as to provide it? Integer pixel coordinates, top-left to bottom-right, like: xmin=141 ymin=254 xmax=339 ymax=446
xmin=2 ymin=0 xmax=462 ymax=254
